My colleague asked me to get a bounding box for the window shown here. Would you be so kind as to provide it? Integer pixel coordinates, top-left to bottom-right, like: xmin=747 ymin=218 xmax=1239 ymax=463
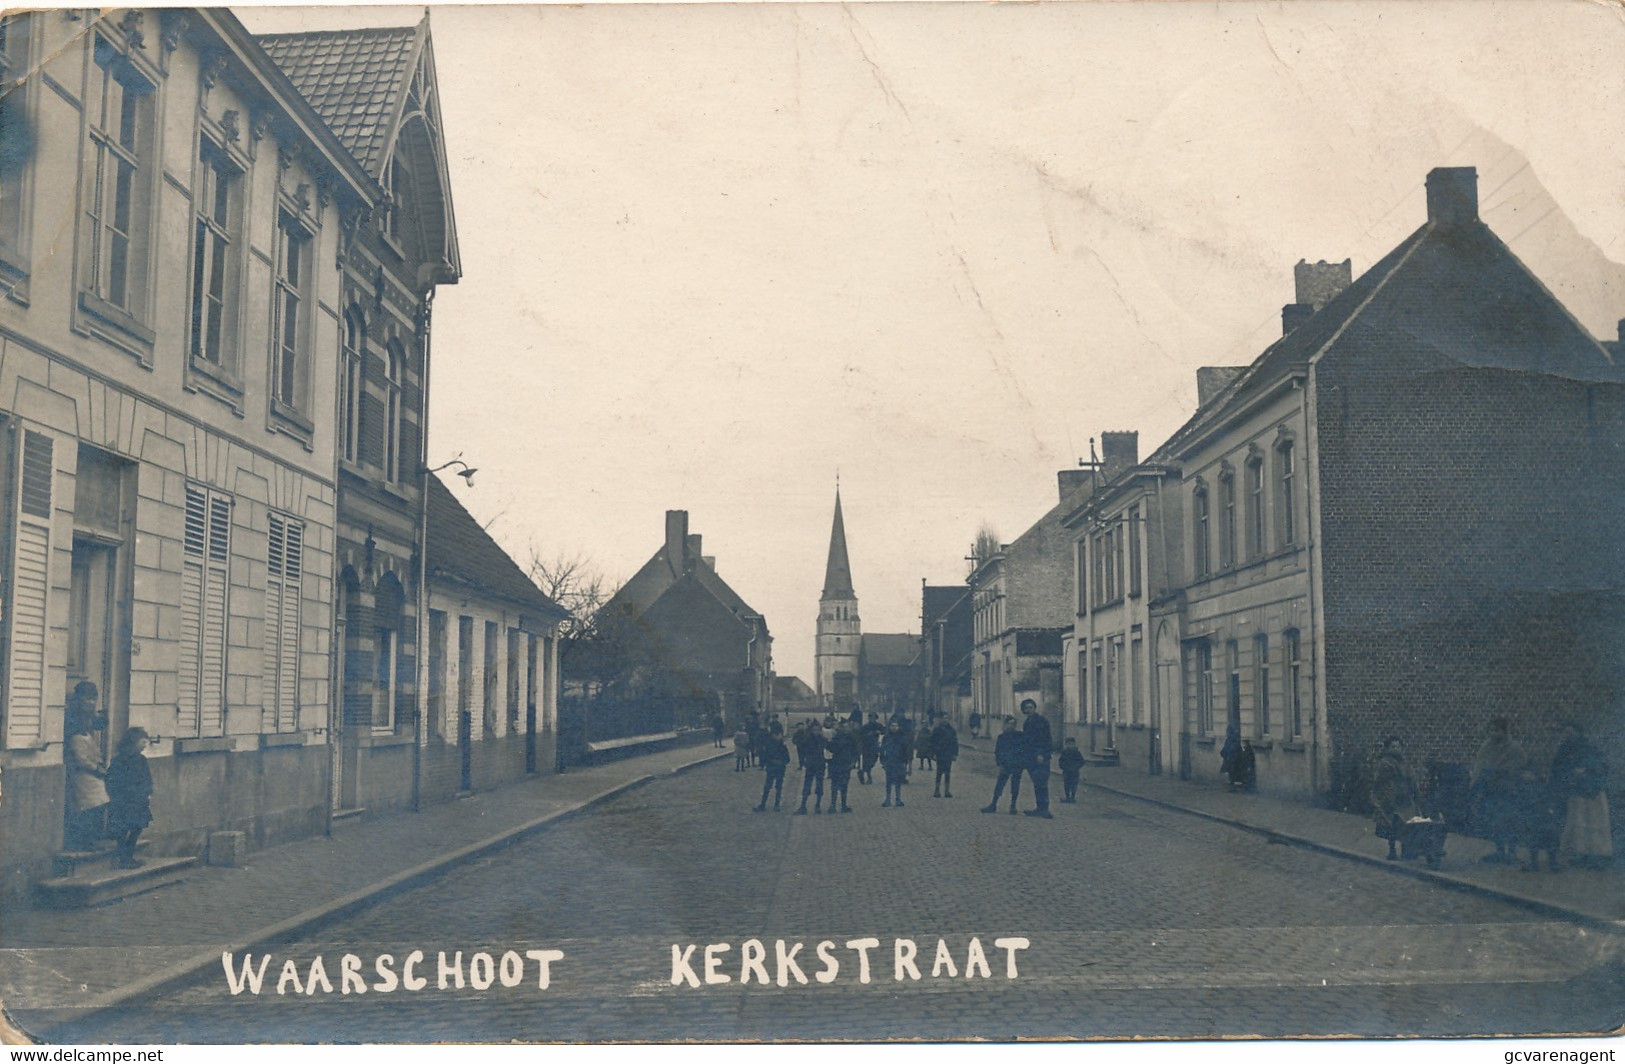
xmin=1193 ymin=485 xmax=1211 ymax=578
xmin=1285 ymin=629 xmax=1303 ymax=739
xmin=1131 ymin=635 xmax=1144 ymax=725
xmin=1278 ymin=441 xmax=1297 ymax=548
xmin=373 ymin=627 xmax=396 ymax=729
xmin=483 ymin=620 xmax=499 ymax=734
xmin=0 ymin=14 xmax=31 ymax=282
xmin=1226 ymin=640 xmax=1241 ymax=735
xmin=1254 ymin=633 xmax=1270 ymax=737
xmin=1106 ymin=638 xmax=1121 ymax=725
xmin=341 ymin=308 xmax=365 ymax=463
xmin=1218 ymin=470 xmax=1236 ymax=569
xmin=385 ymin=340 xmax=404 ymax=482
xmin=506 ymin=627 xmax=521 ymax=728
xmin=178 ymin=485 xmax=231 ymax=737
xmin=83 ymin=35 xmax=154 ymax=320
xmin=428 ymin=610 xmax=447 ymax=739
xmin=1092 ymin=644 xmax=1105 ymax=723
xmin=1075 ymin=538 xmax=1088 ymax=615
xmin=1128 ymin=506 xmax=1142 ymax=597
xmin=266 ymin=513 xmax=303 ymax=732
xmin=272 ymin=211 xmax=310 ymax=413
xmin=1194 ymin=640 xmax=1213 ymax=736
xmin=1246 ymin=457 xmax=1265 ymax=560
xmin=191 ymin=140 xmax=239 ymax=372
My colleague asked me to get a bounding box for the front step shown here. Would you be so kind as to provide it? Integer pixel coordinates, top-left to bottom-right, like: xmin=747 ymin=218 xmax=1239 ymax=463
xmin=51 ymin=842 xmax=150 ymax=877
xmin=34 ymin=856 xmax=198 ymax=909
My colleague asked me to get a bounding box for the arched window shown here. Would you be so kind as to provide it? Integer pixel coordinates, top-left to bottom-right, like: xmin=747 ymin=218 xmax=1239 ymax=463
xmin=384 ymin=339 xmax=404 ymax=483
xmin=1218 ymin=468 xmax=1236 ymax=569
xmin=1192 ymin=483 xmax=1211 ymax=578
xmin=1277 ymin=440 xmax=1297 ymax=548
xmin=1246 ymin=456 xmax=1265 ymax=560
xmin=341 ymin=306 xmax=365 ymax=464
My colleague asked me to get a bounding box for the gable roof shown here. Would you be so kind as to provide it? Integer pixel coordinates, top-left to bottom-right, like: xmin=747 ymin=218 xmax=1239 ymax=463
xmin=922 ymin=585 xmax=967 ymax=627
xmin=603 ymin=519 xmax=768 ymax=635
xmin=425 ymin=475 xmax=569 ymax=621
xmin=1158 ymin=195 xmax=1622 ymax=460
xmin=255 ymin=22 xmax=422 ymax=177
xmin=861 ymin=633 xmax=919 ymax=668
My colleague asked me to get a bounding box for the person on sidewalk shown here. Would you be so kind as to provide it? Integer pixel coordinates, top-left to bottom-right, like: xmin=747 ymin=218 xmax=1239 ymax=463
xmin=1371 ymin=735 xmax=1422 ymax=861
xmin=795 ymin=721 xmax=828 ymax=815
xmin=710 ymin=712 xmax=726 ymax=749
xmin=63 ymin=682 xmax=110 ymax=852
xmin=1471 ymin=717 xmax=1529 ymax=864
xmin=754 ymin=730 xmax=791 ymax=812
xmin=859 ymin=712 xmax=884 ymax=785
xmin=1020 ymin=699 xmax=1054 ymax=819
xmin=969 ymin=711 xmax=982 ymax=740
xmin=880 ymin=720 xmax=911 ymax=807
xmin=1519 ymin=762 xmax=1563 ymax=873
xmin=1059 ymin=738 xmax=1085 ymax=803
xmin=826 ymin=719 xmax=859 ymax=813
xmin=1233 ymin=739 xmax=1258 ymax=794
xmin=104 ymin=727 xmax=154 ymax=869
xmin=1220 ymin=725 xmax=1244 ymax=790
xmin=982 ymin=716 xmax=1025 ymax=815
xmin=1551 ymin=721 xmax=1612 ymax=870
xmin=932 ymin=717 xmax=959 ymax=798
xmin=733 ymin=726 xmax=751 ymax=772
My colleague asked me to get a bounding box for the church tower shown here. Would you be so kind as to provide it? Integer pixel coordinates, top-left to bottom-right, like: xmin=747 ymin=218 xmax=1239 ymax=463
xmin=816 ymin=487 xmax=861 ymax=710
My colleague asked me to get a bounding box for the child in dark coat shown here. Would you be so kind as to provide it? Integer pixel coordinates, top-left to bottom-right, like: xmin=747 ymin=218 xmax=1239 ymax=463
xmin=104 ymin=727 xmax=154 ymax=869
xmin=1059 ymin=738 xmax=1086 ymax=803
xmin=880 ymin=722 xmax=911 ymax=808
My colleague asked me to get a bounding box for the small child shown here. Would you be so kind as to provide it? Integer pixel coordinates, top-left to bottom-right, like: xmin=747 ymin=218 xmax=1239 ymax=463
xmin=1059 ymin=737 xmax=1085 ymax=803
xmin=733 ymin=727 xmax=750 ymax=772
xmin=1521 ymin=769 xmax=1563 ymax=873
xmin=880 ymin=721 xmax=910 ymax=807
xmin=104 ymin=727 xmax=153 ymax=869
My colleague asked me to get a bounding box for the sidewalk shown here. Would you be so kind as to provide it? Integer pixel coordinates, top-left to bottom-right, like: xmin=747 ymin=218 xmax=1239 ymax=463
xmin=963 ymin=739 xmax=1624 ymax=929
xmin=0 ymin=742 xmax=731 ymax=1034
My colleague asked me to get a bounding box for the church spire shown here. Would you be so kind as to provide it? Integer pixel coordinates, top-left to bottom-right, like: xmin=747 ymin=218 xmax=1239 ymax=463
xmin=821 ymin=487 xmax=854 ymax=600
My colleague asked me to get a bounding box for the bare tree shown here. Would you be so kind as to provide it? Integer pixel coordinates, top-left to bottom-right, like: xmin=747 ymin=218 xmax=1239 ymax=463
xmin=528 ymin=549 xmax=620 ymax=634
xmin=968 ymin=522 xmax=1002 ymax=577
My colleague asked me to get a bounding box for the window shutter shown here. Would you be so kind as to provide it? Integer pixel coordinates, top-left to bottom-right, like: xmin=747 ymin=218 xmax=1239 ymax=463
xmin=266 ymin=514 xmax=302 ymax=733
xmin=5 ymin=431 xmax=52 ymax=748
xmin=179 ymin=485 xmax=230 ymax=737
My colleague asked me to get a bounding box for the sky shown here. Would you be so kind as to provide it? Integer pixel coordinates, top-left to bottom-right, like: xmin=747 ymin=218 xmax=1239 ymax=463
xmin=239 ymin=0 xmax=1625 ymax=684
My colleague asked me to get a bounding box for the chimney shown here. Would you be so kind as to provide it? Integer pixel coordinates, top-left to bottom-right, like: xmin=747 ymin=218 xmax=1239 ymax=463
xmin=1100 ymin=431 xmax=1139 ymax=483
xmin=1197 ymin=366 xmax=1247 ymax=408
xmin=702 ymin=555 xmax=717 ymax=571
xmin=686 ymin=534 xmax=702 ymax=569
xmin=1425 ymin=166 xmax=1478 ymax=226
xmin=1295 ymin=259 xmax=1352 ymax=310
xmin=1058 ymin=469 xmax=1092 ymax=500
xmin=665 ymin=510 xmax=688 ymax=569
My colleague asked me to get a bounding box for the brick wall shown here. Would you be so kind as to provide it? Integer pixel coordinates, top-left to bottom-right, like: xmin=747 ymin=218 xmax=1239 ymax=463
xmin=1314 ymin=355 xmax=1625 ymax=828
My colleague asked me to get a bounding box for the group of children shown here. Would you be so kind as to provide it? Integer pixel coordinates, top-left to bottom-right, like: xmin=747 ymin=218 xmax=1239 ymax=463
xmin=63 ymin=681 xmax=156 ymax=868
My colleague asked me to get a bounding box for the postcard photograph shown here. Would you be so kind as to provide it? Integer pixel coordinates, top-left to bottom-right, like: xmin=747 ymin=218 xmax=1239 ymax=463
xmin=0 ymin=0 xmax=1622 ymax=1046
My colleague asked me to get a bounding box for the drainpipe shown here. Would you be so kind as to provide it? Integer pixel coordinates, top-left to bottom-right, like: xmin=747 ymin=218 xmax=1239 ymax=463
xmin=412 ymin=289 xmax=436 ymax=813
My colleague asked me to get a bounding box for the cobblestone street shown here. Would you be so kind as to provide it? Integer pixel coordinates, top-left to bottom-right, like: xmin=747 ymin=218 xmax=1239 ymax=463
xmin=50 ymin=756 xmax=1625 ymax=1043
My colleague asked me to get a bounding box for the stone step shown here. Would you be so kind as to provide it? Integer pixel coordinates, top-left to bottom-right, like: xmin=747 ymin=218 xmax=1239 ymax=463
xmin=51 ymin=842 xmax=150 ymax=877
xmin=33 ymin=856 xmax=198 ymax=909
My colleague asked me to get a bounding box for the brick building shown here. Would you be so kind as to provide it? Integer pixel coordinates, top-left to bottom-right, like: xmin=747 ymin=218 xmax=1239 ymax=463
xmin=580 ymin=510 xmax=772 ymax=745
xmin=969 ymin=471 xmax=1091 ymax=730
xmin=1068 ymin=167 xmax=1625 ymax=827
xmin=920 ymin=582 xmax=973 ymax=725
xmin=256 ymin=17 xmax=461 ymax=816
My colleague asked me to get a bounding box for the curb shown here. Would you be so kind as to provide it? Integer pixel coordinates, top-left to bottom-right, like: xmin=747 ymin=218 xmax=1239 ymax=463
xmin=27 ymin=748 xmax=731 ymax=1038
xmin=1081 ymin=776 xmax=1624 ymax=932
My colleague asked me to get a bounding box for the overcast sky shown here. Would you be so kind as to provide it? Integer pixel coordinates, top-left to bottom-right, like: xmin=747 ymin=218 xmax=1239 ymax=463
xmin=242 ymin=1 xmax=1625 ymax=683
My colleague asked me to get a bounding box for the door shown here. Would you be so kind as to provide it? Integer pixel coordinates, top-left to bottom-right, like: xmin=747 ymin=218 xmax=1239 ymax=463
xmin=458 ymin=615 xmax=473 ymax=791
xmin=525 ymin=634 xmax=538 ymax=774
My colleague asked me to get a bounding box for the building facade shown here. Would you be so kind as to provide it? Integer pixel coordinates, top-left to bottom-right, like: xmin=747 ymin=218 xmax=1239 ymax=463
xmin=0 ymin=9 xmax=383 ymax=902
xmin=1064 ymin=168 xmax=1625 ymax=831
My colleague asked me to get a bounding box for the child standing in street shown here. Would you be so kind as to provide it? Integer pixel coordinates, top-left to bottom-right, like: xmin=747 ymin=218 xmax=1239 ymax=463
xmin=733 ymin=727 xmax=750 ymax=772
xmin=1059 ymin=737 xmax=1085 ymax=803
xmin=881 ymin=721 xmax=911 ymax=808
xmin=104 ymin=727 xmax=153 ymax=869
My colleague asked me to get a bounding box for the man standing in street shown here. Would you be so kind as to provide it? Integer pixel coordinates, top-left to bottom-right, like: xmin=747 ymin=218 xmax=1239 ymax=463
xmin=859 ymin=712 xmax=884 ymax=785
xmin=1020 ymin=698 xmax=1054 ymax=818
